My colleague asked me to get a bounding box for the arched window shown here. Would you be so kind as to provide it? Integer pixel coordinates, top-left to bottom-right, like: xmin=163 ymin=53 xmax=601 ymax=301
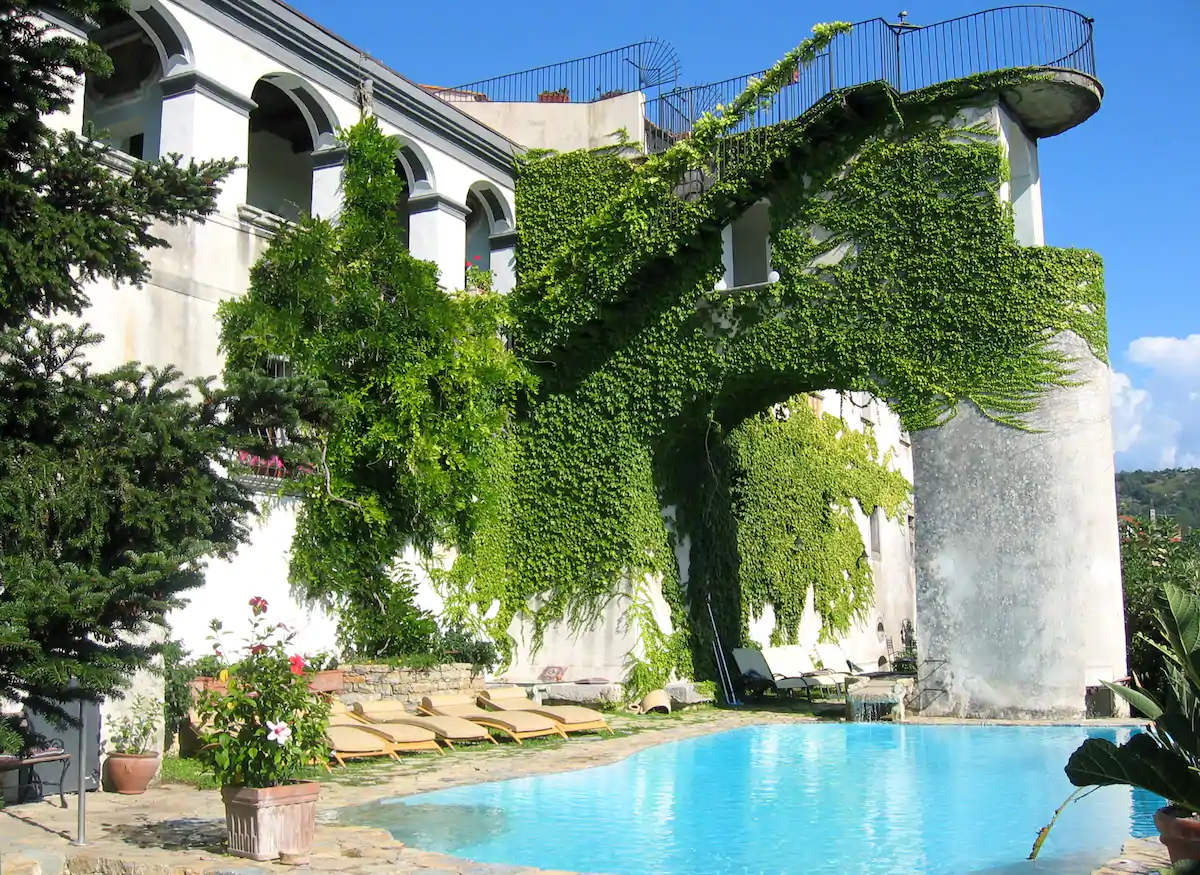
xmin=245 ymin=78 xmax=319 ymax=221
xmin=82 ymin=9 xmax=164 ymax=159
xmin=463 ymin=182 xmax=515 ymax=281
xmin=465 ymin=191 xmax=490 ymax=272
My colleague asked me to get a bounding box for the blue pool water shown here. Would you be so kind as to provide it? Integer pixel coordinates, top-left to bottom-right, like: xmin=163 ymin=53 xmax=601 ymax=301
xmin=340 ymin=724 xmax=1165 ymax=875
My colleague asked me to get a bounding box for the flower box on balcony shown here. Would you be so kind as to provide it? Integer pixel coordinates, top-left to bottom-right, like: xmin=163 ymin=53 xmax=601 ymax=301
xmin=538 ymin=88 xmax=569 ymax=103
xmin=598 ymin=89 xmax=625 ymax=100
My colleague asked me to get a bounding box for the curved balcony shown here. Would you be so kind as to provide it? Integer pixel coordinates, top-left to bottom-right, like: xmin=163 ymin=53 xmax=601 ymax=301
xmin=644 ymin=6 xmax=1100 ymax=152
xmin=426 ymin=39 xmax=682 ymax=104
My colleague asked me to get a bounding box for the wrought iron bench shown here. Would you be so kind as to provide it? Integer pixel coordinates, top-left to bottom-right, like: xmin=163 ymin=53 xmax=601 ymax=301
xmin=0 ymin=742 xmax=71 ymax=808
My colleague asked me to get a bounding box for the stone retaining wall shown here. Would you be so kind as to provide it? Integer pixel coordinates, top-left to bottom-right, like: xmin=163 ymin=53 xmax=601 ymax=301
xmin=336 ymin=663 xmax=484 ymax=709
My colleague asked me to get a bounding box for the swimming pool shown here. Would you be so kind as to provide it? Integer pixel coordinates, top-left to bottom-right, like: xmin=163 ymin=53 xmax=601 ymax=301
xmin=340 ymin=724 xmax=1164 ymax=874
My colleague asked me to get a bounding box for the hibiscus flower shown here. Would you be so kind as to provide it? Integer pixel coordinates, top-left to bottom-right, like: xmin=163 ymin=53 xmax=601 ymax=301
xmin=265 ymin=720 xmax=292 ymax=745
xmin=288 ymin=654 xmax=306 ymax=675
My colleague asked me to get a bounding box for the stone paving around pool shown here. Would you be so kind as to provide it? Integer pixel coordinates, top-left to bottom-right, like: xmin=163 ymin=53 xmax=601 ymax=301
xmin=0 ymin=709 xmax=1167 ymax=875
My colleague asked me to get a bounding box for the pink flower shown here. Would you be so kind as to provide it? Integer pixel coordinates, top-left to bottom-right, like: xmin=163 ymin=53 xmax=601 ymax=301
xmin=249 ymin=597 xmax=268 ymax=616
xmin=250 ymin=644 xmax=267 ymax=656
xmin=266 ymin=720 xmax=292 ymax=745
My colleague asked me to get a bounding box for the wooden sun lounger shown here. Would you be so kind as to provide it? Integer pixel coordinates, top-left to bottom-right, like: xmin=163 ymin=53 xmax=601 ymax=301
xmin=478 ymin=687 xmax=614 ymax=735
xmin=328 ymin=706 xmax=444 ymax=758
xmin=351 ymin=699 xmax=497 ymax=747
xmin=420 ymin=693 xmax=568 ymax=744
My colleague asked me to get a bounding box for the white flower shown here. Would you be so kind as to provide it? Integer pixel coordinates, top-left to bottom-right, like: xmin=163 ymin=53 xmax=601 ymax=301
xmin=265 ymin=720 xmax=292 ymax=745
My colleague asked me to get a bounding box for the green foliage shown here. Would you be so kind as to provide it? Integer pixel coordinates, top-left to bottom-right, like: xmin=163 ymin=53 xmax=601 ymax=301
xmin=105 ymin=694 xmax=161 ymax=754
xmin=0 ymin=1 xmax=314 ymax=735
xmin=1120 ymin=514 xmax=1200 ymax=702
xmin=1119 ymin=469 xmax=1200 ymax=532
xmin=229 ymin=23 xmax=1106 ymax=696
xmin=219 ymin=116 xmax=531 ymax=660
xmin=454 ymin=28 xmax=1103 ymax=685
xmin=726 ymin=400 xmax=910 ymax=644
xmin=194 ymin=601 xmax=331 ymax=788
xmin=437 ymin=622 xmax=500 ymax=672
xmin=1033 ymin=581 xmax=1200 ymax=858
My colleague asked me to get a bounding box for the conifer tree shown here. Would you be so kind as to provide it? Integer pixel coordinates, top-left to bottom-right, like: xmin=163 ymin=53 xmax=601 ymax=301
xmin=0 ymin=0 xmax=324 ymax=751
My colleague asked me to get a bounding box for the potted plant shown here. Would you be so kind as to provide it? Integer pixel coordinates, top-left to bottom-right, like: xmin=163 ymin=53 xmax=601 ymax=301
xmin=195 ymin=597 xmax=331 ymax=864
xmin=303 ymin=651 xmax=345 ymax=693
xmin=1032 ymin=582 xmax=1200 ymax=865
xmin=103 ymin=695 xmax=163 ymax=794
xmin=537 ymin=87 xmax=569 ymax=103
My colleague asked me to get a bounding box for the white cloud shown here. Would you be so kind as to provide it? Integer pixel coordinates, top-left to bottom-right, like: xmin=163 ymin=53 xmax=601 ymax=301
xmin=1127 ymin=334 xmax=1200 ymax=380
xmin=1112 ymin=335 xmax=1200 ymax=471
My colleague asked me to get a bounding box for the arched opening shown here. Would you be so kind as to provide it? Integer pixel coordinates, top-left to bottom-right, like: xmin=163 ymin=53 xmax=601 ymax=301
xmin=731 ymin=199 xmax=772 ymax=287
xmin=246 ymin=79 xmax=318 ymax=221
xmin=393 ymin=158 xmax=411 ymax=248
xmin=463 ymin=182 xmax=515 ymax=283
xmin=393 ymin=144 xmax=433 ymax=252
xmin=82 ymin=9 xmax=164 ymax=159
xmin=464 ymin=191 xmax=490 ymax=273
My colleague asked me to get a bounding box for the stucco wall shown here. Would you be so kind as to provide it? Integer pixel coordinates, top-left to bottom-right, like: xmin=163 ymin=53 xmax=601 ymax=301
xmin=450 ymin=91 xmax=644 ymax=153
xmin=168 ymin=497 xmax=341 ymax=660
xmin=913 ymin=332 xmax=1125 ymax=718
xmin=912 ymin=102 xmax=1124 ymax=719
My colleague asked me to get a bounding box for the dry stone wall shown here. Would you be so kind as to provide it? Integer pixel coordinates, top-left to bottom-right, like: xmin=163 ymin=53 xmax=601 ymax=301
xmin=336 ymin=663 xmax=484 ymax=710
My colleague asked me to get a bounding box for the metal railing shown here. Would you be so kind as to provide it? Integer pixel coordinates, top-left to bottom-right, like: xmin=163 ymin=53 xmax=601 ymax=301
xmin=644 ymin=6 xmax=1095 ymax=150
xmin=426 ymin=39 xmax=681 ymax=104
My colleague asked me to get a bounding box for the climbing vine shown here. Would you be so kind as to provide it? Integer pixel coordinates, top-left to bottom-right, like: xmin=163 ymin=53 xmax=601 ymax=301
xmin=219 ymin=116 xmax=531 ymax=659
xmin=226 ymin=23 xmax=1105 ymax=698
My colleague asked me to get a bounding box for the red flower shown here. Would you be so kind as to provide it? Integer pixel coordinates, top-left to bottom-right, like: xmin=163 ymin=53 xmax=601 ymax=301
xmin=288 ymin=654 xmax=306 ymax=675
xmin=249 ymin=596 xmax=268 ymax=616
xmin=250 ymin=644 xmax=267 ymax=655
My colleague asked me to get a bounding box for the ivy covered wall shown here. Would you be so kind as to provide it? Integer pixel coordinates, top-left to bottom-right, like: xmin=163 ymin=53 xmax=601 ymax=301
xmin=223 ymin=26 xmax=1106 ymax=699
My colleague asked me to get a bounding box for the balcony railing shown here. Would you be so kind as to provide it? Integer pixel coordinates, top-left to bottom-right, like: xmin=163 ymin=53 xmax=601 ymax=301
xmin=643 ymin=6 xmax=1096 ymax=151
xmin=425 ymin=39 xmax=681 ymax=104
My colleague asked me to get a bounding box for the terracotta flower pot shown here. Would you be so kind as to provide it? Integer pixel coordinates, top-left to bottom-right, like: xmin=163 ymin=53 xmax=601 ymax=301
xmin=1156 ymin=805 xmax=1200 ymax=864
xmin=103 ymin=752 xmax=160 ymax=794
xmin=306 ymin=670 xmax=345 ymax=693
xmin=222 ymin=781 xmax=320 ymax=863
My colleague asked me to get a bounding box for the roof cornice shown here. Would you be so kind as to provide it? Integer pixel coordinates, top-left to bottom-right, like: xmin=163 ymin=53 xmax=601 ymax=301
xmin=166 ymin=0 xmax=519 ymax=183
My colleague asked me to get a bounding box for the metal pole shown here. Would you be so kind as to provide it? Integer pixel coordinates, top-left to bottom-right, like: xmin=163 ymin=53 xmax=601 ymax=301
xmin=70 ymin=701 xmax=86 ymax=846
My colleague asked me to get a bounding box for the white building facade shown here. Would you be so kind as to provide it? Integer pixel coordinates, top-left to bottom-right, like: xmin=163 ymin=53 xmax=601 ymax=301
xmin=36 ymin=3 xmax=917 ymax=686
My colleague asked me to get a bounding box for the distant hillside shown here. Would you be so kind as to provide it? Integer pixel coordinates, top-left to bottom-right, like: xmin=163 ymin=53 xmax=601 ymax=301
xmin=1117 ymin=468 xmax=1200 ymax=530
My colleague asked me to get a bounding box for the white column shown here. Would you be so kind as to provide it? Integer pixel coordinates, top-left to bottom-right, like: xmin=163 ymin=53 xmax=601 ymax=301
xmin=311 ymin=146 xmax=345 ymax=221
xmin=158 ymin=71 xmax=256 ymax=215
xmin=408 ymin=194 xmax=469 ymax=292
xmin=489 ymin=227 xmax=517 ymax=295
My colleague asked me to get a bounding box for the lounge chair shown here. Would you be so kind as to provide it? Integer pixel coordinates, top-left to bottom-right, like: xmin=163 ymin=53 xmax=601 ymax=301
xmin=329 ymin=701 xmax=443 ymax=756
xmin=814 ymin=642 xmax=880 ymax=677
xmin=763 ymin=645 xmax=852 ymax=696
xmin=352 ymin=699 xmax=497 ymax=747
xmin=420 ymin=693 xmax=568 ymax=743
xmin=478 ymin=686 xmax=614 ymax=735
xmin=325 ymin=724 xmax=406 ymax=767
xmin=731 ymin=648 xmax=822 ymax=699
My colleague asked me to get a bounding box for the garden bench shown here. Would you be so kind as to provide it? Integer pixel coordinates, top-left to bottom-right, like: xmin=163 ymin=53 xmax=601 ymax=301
xmin=0 ymin=744 xmax=71 ymax=808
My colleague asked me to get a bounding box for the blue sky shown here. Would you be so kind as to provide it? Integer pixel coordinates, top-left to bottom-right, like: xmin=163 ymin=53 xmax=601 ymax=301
xmin=290 ymin=0 xmax=1198 ymax=472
